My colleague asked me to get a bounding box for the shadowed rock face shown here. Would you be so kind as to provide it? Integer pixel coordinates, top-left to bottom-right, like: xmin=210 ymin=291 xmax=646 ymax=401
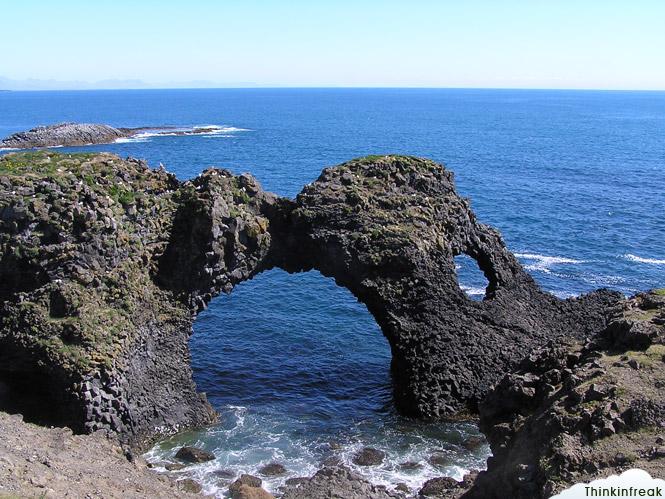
xmin=464 ymin=291 xmax=665 ymax=498
xmin=0 ymin=151 xmax=621 ymax=449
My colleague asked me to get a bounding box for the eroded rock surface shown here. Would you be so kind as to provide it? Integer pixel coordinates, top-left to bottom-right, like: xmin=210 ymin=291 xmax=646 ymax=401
xmin=465 ymin=290 xmax=665 ymax=498
xmin=0 ymin=122 xmax=241 ymax=149
xmin=0 ymin=151 xmax=621 ymax=453
xmin=268 ymin=155 xmax=620 ymax=416
xmin=0 ymin=411 xmax=201 ymax=499
xmin=280 ymin=466 xmax=401 ymax=499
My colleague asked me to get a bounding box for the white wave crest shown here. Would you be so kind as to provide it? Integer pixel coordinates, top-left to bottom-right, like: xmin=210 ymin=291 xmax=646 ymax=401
xmin=461 ymin=285 xmax=486 ymax=297
xmin=624 ymin=253 xmax=665 ymax=265
xmin=114 ymin=137 xmax=149 ymax=144
xmin=515 ymin=252 xmax=585 ymax=273
xmin=114 ymin=125 xmax=250 ymax=143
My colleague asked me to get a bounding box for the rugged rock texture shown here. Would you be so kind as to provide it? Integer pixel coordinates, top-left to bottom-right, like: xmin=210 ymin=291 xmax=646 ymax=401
xmin=0 ymin=123 xmax=130 ymax=149
xmin=0 ymin=411 xmax=202 ymax=498
xmin=464 ymin=290 xmax=665 ymax=498
xmin=268 ymin=155 xmax=620 ymax=416
xmin=280 ymin=466 xmax=401 ymax=499
xmin=0 ymin=151 xmax=621 ymax=453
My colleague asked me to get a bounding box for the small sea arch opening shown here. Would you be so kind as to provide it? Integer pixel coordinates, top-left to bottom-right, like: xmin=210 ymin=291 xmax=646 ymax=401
xmin=454 ymin=253 xmax=491 ymax=301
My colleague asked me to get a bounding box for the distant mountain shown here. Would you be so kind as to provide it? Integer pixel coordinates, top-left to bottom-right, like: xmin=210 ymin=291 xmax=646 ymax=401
xmin=0 ymin=76 xmax=262 ymax=91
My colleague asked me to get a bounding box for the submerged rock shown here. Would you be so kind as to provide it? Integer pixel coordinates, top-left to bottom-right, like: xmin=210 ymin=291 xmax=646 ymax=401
xmin=258 ymin=462 xmax=287 ymax=476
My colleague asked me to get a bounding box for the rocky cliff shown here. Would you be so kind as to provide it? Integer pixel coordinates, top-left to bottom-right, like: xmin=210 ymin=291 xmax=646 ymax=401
xmin=0 ymin=151 xmax=621 ymax=456
xmin=463 ymin=289 xmax=665 ymax=498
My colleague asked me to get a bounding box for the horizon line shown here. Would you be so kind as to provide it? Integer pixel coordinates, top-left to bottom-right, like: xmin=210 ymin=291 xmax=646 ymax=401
xmin=2 ymin=85 xmax=665 ymax=93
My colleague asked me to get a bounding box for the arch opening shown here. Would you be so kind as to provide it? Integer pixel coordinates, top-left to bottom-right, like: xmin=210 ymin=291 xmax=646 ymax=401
xmin=454 ymin=253 xmax=490 ymax=301
xmin=146 ymin=268 xmax=489 ymax=495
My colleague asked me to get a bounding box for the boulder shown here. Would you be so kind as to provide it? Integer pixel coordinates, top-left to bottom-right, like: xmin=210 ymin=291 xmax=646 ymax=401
xmin=175 ymin=446 xmax=215 ymax=463
xmin=258 ymin=462 xmax=287 ymax=476
xmin=352 ymin=447 xmax=385 ymax=466
xmin=419 ymin=477 xmax=459 ymax=496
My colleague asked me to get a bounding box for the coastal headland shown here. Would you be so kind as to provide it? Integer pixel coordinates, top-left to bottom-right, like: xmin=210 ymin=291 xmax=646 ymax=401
xmin=0 ymin=149 xmax=662 ymax=498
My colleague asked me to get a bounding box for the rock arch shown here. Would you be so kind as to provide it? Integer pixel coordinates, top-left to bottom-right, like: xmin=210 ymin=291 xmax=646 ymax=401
xmin=157 ymin=155 xmax=618 ymax=420
xmin=0 ymin=152 xmax=620 ymax=449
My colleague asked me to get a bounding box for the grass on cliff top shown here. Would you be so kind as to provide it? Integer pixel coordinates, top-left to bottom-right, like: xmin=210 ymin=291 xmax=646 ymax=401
xmin=353 ymin=154 xmax=430 ymax=164
xmin=653 ymin=288 xmax=665 ymax=296
xmin=0 ymin=150 xmax=101 ymax=176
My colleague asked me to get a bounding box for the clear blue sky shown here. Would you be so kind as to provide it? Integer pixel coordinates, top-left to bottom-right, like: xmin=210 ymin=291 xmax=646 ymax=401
xmin=2 ymin=0 xmax=664 ymax=89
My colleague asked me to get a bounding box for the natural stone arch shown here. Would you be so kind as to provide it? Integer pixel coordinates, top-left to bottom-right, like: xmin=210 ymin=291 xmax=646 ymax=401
xmin=0 ymin=151 xmax=621 ymax=450
xmin=263 ymin=156 xmax=618 ymax=417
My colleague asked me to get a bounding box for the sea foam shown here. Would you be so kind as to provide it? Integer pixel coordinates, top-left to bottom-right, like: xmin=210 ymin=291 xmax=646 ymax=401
xmin=515 ymin=252 xmax=585 ymax=273
xmin=624 ymin=253 xmax=665 ymax=265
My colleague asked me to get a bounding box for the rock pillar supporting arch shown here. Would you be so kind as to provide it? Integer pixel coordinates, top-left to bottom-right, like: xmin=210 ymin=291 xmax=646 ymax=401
xmin=265 ymin=155 xmax=619 ymax=417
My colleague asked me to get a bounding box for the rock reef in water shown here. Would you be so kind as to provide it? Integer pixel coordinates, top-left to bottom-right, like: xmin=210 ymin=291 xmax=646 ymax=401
xmin=0 ymin=122 xmax=226 ymax=149
xmin=0 ymin=151 xmax=622 ymax=456
xmin=0 ymin=123 xmax=130 ymax=149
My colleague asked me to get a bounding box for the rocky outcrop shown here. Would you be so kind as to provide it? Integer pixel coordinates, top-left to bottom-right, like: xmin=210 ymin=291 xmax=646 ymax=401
xmin=0 ymin=123 xmax=130 ymax=149
xmin=0 ymin=151 xmax=621 ymax=453
xmin=266 ymin=155 xmax=620 ymax=416
xmin=280 ymin=466 xmax=401 ymax=499
xmin=0 ymin=122 xmax=237 ymax=149
xmin=463 ymin=290 xmax=665 ymax=498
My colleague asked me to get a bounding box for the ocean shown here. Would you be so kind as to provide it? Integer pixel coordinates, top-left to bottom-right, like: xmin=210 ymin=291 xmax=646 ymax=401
xmin=1 ymin=88 xmax=663 ymax=496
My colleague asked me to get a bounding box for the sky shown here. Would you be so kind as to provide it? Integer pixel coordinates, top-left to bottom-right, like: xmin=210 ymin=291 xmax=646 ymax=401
xmin=1 ymin=0 xmax=664 ymax=90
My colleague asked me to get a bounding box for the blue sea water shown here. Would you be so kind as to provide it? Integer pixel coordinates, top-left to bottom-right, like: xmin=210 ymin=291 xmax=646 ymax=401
xmin=1 ymin=89 xmax=664 ymax=495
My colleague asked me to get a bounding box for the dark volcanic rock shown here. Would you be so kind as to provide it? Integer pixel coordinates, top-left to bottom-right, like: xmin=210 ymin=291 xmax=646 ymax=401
xmin=267 ymin=155 xmax=621 ymax=417
xmin=0 ymin=152 xmax=622 ymax=451
xmin=464 ymin=290 xmax=665 ymax=498
xmin=352 ymin=447 xmax=385 ymax=466
xmin=258 ymin=462 xmax=287 ymax=476
xmin=178 ymin=478 xmax=203 ymax=493
xmin=0 ymin=123 xmax=130 ymax=149
xmin=229 ymin=474 xmax=273 ymax=499
xmin=280 ymin=466 xmax=400 ymax=499
xmin=229 ymin=474 xmax=262 ymax=490
xmin=419 ymin=476 xmax=460 ymax=496
xmin=175 ymin=446 xmax=215 ymax=463
xmin=0 ymin=122 xmax=241 ymax=150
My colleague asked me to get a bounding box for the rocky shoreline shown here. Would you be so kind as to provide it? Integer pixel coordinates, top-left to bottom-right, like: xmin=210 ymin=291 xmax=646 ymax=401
xmin=0 ymin=150 xmax=662 ymax=497
xmin=0 ymin=122 xmax=228 ymax=149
